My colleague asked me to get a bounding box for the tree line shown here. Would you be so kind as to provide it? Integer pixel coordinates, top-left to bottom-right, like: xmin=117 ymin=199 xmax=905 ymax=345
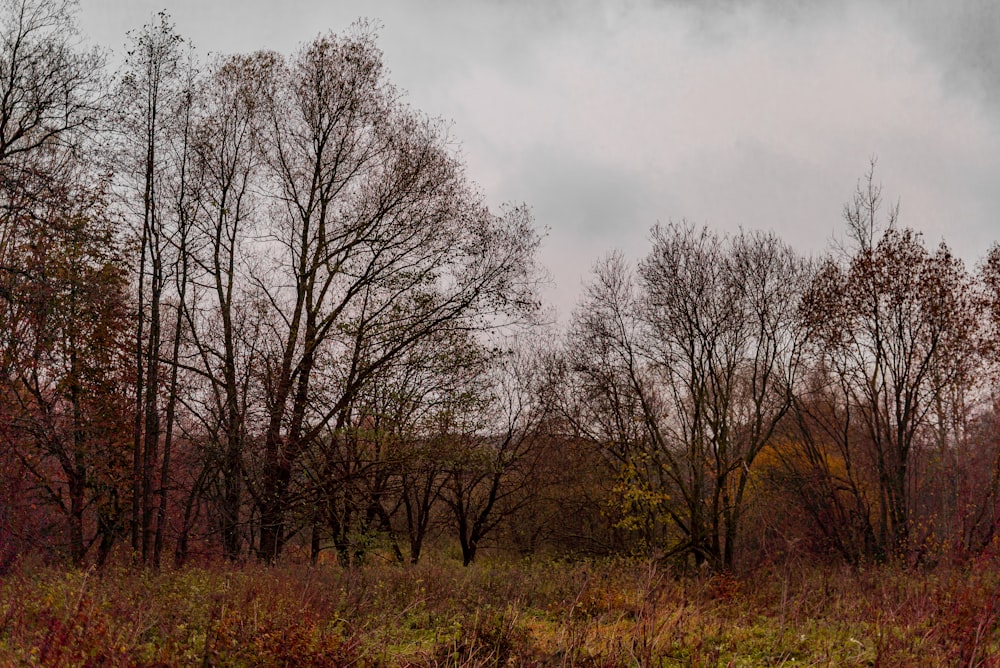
xmin=1 ymin=2 xmax=999 ymax=572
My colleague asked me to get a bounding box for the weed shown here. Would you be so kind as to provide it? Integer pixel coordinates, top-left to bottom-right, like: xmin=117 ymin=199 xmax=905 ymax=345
xmin=1 ymin=556 xmax=999 ymax=666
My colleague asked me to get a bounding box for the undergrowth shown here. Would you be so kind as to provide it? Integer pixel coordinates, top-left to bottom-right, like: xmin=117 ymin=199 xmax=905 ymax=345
xmin=0 ymin=555 xmax=998 ymax=666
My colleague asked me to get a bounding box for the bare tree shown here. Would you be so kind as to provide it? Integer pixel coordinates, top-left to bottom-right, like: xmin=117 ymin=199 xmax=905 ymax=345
xmin=301 ymin=327 xmax=482 ymax=565
xmin=151 ymin=45 xmax=200 ymax=569
xmin=0 ymin=0 xmax=103 ymax=369
xmin=441 ymin=334 xmax=551 ymax=565
xmin=795 ymin=179 xmax=978 ymax=561
xmin=565 ymin=224 xmax=806 ymax=569
xmin=0 ymin=0 xmax=109 ymax=566
xmin=178 ymin=52 xmax=273 ymax=561
xmin=561 ymin=252 xmax=666 ymax=550
xmin=0 ymin=0 xmax=102 ymax=167
xmin=114 ymin=12 xmax=193 ymax=561
xmin=245 ymin=26 xmax=540 ymax=562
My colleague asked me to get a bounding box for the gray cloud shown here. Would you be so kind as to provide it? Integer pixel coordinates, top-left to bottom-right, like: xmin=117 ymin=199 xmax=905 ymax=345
xmin=489 ymin=147 xmax=656 ymax=318
xmin=887 ymin=0 xmax=1000 ymax=107
xmin=78 ymin=0 xmax=1000 ymax=316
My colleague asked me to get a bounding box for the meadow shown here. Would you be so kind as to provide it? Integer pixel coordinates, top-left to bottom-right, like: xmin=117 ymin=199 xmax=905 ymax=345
xmin=1 ymin=553 xmax=998 ymax=666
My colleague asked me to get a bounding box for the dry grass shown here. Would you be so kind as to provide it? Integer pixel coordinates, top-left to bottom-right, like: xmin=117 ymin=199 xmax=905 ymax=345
xmin=1 ymin=553 xmax=998 ymax=666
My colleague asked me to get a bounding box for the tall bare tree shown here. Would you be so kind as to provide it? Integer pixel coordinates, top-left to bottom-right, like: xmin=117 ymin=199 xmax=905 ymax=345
xmin=565 ymin=224 xmax=806 ymax=569
xmin=794 ymin=176 xmax=978 ymax=561
xmin=245 ymin=27 xmax=540 ymax=561
xmin=178 ymin=52 xmax=272 ymax=561
xmin=0 ymin=0 xmax=103 ymax=369
xmin=115 ymin=12 xmax=194 ymax=562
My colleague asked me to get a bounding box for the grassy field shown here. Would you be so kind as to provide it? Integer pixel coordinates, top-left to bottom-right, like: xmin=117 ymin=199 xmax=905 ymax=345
xmin=1 ymin=553 xmax=998 ymax=666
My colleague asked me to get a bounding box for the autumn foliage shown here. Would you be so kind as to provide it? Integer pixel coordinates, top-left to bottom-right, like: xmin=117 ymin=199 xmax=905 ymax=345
xmin=1 ymin=1 xmax=1000 ymax=589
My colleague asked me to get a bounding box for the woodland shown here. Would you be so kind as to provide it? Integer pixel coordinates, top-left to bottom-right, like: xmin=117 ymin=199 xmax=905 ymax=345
xmin=2 ymin=0 xmax=1000 ymax=593
xmin=7 ymin=2 xmax=1000 ymax=664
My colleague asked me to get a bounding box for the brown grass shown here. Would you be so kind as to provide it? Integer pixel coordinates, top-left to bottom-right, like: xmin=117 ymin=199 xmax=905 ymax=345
xmin=0 ymin=554 xmax=998 ymax=666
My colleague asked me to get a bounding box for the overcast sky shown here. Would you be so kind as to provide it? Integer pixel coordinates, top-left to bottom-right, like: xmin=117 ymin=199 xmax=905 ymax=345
xmin=77 ymin=0 xmax=1000 ymax=320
